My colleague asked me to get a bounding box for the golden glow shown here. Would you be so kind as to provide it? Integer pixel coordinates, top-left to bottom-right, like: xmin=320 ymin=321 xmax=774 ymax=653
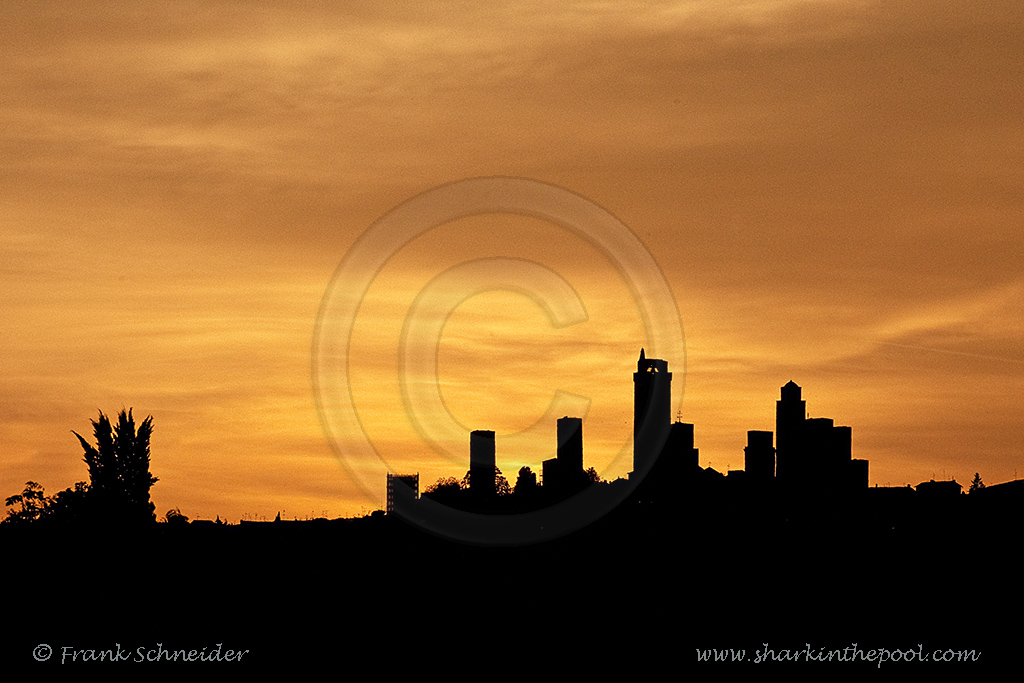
xmin=2 ymin=1 xmax=1023 ymax=521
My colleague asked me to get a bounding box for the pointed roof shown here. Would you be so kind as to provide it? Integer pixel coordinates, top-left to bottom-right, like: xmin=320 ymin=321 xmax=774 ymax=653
xmin=639 ymin=348 xmax=645 ymax=361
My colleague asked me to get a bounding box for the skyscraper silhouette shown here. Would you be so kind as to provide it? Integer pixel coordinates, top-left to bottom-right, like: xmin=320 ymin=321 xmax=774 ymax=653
xmin=775 ymin=381 xmax=806 ymax=486
xmin=557 ymin=417 xmax=583 ymax=479
xmin=543 ymin=417 xmax=585 ymax=497
xmin=470 ymin=430 xmax=496 ymax=500
xmin=774 ymin=381 xmax=866 ymax=492
xmin=632 ymin=348 xmax=672 ymax=479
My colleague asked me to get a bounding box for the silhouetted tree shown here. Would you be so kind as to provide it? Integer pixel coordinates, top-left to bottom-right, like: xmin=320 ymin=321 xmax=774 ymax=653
xmin=3 ymin=481 xmax=46 ymax=524
xmin=510 ymin=465 xmax=546 ymax=512
xmin=496 ymin=468 xmax=511 ymax=497
xmin=460 ymin=466 xmax=511 ymax=496
xmin=164 ymin=508 xmax=189 ymax=526
xmin=514 ymin=466 xmax=539 ymax=495
xmin=73 ymin=409 xmax=158 ymax=524
xmin=969 ymin=473 xmax=985 ymax=493
xmin=42 ymin=481 xmax=91 ymax=523
xmin=585 ymin=467 xmax=602 ymax=484
xmin=3 ymin=481 xmax=95 ymax=525
xmin=426 ymin=476 xmax=464 ymax=495
xmin=422 ymin=476 xmax=468 ymax=508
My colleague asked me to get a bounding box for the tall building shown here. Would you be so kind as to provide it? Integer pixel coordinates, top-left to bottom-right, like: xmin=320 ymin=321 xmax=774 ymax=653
xmin=469 ymin=430 xmax=496 ymax=500
xmin=804 ymin=417 xmax=837 ymax=481
xmin=633 ymin=348 xmax=672 ymax=478
xmin=774 ymin=381 xmax=864 ymax=492
xmin=775 ymin=381 xmax=806 ymax=485
xmin=544 ymin=416 xmax=585 ymax=497
xmin=557 ymin=416 xmax=584 ymax=478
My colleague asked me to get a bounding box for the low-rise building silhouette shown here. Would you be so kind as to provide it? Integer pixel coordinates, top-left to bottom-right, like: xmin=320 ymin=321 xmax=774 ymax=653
xmin=916 ymin=479 xmax=963 ymax=500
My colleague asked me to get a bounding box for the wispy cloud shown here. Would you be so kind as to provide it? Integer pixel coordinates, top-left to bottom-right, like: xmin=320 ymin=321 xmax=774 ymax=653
xmin=2 ymin=1 xmax=1022 ymax=517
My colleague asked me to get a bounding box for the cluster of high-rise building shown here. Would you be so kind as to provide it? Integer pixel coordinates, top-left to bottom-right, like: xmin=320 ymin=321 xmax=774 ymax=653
xmin=465 ymin=415 xmax=588 ymax=502
xmin=629 ymin=349 xmax=869 ymax=497
xmin=389 ymin=348 xmax=871 ymax=513
xmin=774 ymin=380 xmax=868 ymax=491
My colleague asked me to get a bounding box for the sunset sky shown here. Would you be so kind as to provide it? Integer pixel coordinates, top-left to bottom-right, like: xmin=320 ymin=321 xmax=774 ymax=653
xmin=2 ymin=0 xmax=1023 ymax=523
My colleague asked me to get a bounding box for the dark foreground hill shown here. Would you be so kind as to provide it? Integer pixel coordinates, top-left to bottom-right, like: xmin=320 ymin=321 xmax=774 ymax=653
xmin=2 ymin=498 xmax=1015 ymax=673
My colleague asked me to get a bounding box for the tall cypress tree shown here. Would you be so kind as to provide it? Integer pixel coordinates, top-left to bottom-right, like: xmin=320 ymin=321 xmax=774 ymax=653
xmin=73 ymin=409 xmax=158 ymax=524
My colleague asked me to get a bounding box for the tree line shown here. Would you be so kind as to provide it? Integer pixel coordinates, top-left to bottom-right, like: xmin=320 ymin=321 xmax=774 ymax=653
xmin=3 ymin=409 xmax=158 ymax=526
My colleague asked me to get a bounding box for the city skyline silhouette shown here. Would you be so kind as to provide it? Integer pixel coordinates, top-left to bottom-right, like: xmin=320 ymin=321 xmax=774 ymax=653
xmin=2 ymin=1 xmax=1021 ymax=670
xmin=5 ymin=346 xmax=1014 ymax=532
xmin=5 ymin=346 xmax=1018 ymax=669
xmin=378 ymin=348 xmax=1016 ymax=539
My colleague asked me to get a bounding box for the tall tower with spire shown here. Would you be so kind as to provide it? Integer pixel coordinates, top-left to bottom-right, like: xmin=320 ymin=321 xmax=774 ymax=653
xmin=633 ymin=348 xmax=672 ymax=478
